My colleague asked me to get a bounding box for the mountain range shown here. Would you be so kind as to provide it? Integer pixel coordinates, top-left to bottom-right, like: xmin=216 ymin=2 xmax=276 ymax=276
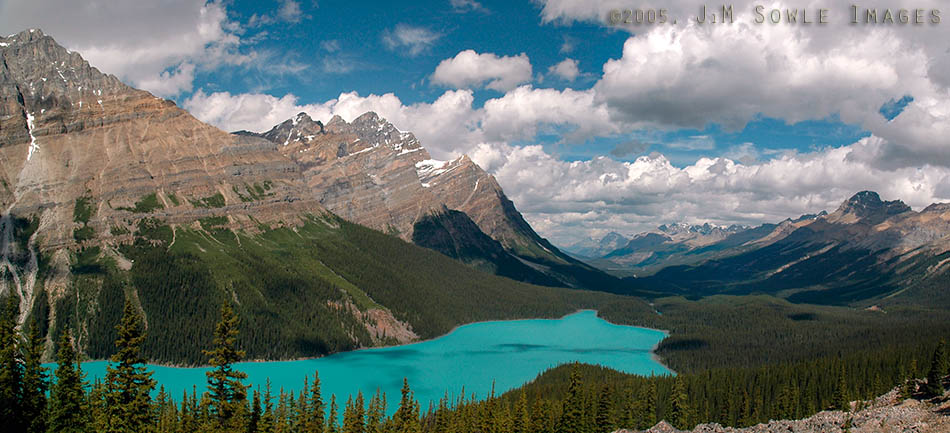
xmin=0 ymin=29 xmax=626 ymax=363
xmin=4 ymin=28 xmax=950 ymax=365
xmin=577 ymin=191 xmax=950 ymax=306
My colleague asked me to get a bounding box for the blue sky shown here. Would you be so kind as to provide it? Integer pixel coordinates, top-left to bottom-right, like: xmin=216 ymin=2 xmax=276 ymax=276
xmin=182 ymin=0 xmax=871 ymax=167
xmin=1 ymin=0 xmax=947 ymax=244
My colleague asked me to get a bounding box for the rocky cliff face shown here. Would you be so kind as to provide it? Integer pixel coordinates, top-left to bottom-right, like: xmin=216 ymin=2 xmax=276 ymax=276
xmin=0 ymin=29 xmax=323 ymax=244
xmin=244 ymin=111 xmax=620 ymax=290
xmin=0 ymin=30 xmax=329 ymax=328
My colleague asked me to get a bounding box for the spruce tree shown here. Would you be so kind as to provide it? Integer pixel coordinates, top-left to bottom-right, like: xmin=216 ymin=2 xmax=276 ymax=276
xmin=342 ymin=392 xmax=365 ymax=433
xmin=365 ymin=388 xmax=384 ymax=433
xmin=303 ymin=371 xmax=325 ymax=433
xmin=249 ymin=388 xmax=262 ymax=433
xmin=0 ymin=294 xmax=23 ymax=432
xmin=669 ymin=378 xmax=690 ymax=430
xmin=22 ymin=321 xmax=48 ymax=433
xmin=47 ymin=329 xmax=87 ymax=433
xmin=86 ymin=380 xmax=108 ymax=432
xmin=326 ymin=395 xmax=339 ymax=433
xmin=557 ymin=364 xmax=585 ymax=433
xmin=594 ymin=384 xmax=612 ymax=433
xmin=926 ymin=340 xmax=948 ymax=397
xmin=833 ymin=363 xmax=850 ymax=411
xmin=205 ymin=302 xmax=249 ymax=428
xmin=392 ymin=378 xmax=420 ymax=433
xmin=104 ymin=299 xmax=156 ymax=433
xmin=155 ymin=385 xmax=179 ymax=433
xmin=513 ymin=389 xmax=530 ymax=433
xmin=260 ymin=380 xmax=276 ymax=433
xmin=434 ymin=394 xmax=450 ymax=433
xmin=641 ymin=381 xmax=657 ymax=428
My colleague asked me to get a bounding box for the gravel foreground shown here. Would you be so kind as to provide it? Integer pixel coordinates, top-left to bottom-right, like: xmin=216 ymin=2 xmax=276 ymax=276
xmin=618 ymin=387 xmax=950 ymax=433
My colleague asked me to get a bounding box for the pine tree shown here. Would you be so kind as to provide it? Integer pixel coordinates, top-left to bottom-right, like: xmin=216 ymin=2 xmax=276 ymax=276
xmin=833 ymin=363 xmax=850 ymax=411
xmin=47 ymin=329 xmax=87 ymax=433
xmin=205 ymin=302 xmax=250 ymax=428
xmin=393 ymin=378 xmax=420 ymax=433
xmin=249 ymin=388 xmax=262 ymax=433
xmin=365 ymin=388 xmax=384 ymax=433
xmin=513 ymin=389 xmax=530 ymax=433
xmin=529 ymin=396 xmax=548 ymax=433
xmin=104 ymin=299 xmax=156 ymax=433
xmin=155 ymin=385 xmax=179 ymax=433
xmin=640 ymin=381 xmax=657 ymax=428
xmin=275 ymin=389 xmax=289 ymax=432
xmin=260 ymin=380 xmax=277 ymax=433
xmin=179 ymin=390 xmax=196 ymax=433
xmin=295 ymin=378 xmax=310 ymax=433
xmin=303 ymin=372 xmax=325 ymax=433
xmin=0 ymin=294 xmax=23 ymax=432
xmin=670 ymin=378 xmax=690 ymax=430
xmin=433 ymin=394 xmax=450 ymax=433
xmin=21 ymin=321 xmax=48 ymax=433
xmin=926 ymin=340 xmax=948 ymax=397
xmin=326 ymin=395 xmax=339 ymax=433
xmin=87 ymin=380 xmax=110 ymax=432
xmin=342 ymin=392 xmax=365 ymax=433
xmin=594 ymin=384 xmax=612 ymax=433
xmin=558 ymin=364 xmax=585 ymax=433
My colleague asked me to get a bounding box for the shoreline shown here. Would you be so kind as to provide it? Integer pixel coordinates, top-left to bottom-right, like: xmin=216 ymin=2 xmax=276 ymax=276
xmin=69 ymin=308 xmax=675 ymax=375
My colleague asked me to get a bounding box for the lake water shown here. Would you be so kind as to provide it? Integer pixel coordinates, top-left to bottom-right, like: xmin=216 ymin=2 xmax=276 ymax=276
xmin=70 ymin=310 xmax=670 ymax=413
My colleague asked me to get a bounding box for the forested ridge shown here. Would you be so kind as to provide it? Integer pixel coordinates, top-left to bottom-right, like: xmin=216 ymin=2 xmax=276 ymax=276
xmin=35 ymin=213 xmax=627 ymax=365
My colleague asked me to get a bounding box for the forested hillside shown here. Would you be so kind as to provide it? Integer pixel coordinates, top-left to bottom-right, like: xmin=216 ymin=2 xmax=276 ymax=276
xmin=3 ymin=290 xmax=948 ymax=433
xmin=44 ymin=212 xmax=627 ymax=364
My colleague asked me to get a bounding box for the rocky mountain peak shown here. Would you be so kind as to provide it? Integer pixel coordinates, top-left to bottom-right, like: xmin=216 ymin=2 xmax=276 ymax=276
xmin=352 ymin=111 xmax=381 ymax=125
xmin=0 ymin=28 xmax=142 ymax=149
xmin=305 ymin=112 xmax=423 ymax=156
xmin=831 ymin=191 xmax=911 ymax=223
xmin=656 ymin=222 xmax=741 ymax=236
xmin=600 ymin=231 xmax=628 ymax=246
xmin=921 ymin=202 xmax=950 ymax=214
xmin=260 ymin=111 xmax=325 ymax=145
xmin=326 ymin=114 xmax=346 ymax=128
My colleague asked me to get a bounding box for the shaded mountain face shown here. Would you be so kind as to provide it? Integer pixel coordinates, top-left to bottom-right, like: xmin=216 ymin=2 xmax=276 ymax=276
xmin=624 ymin=191 xmax=950 ymax=306
xmin=243 ymin=111 xmax=627 ymax=291
xmin=0 ymin=30 xmax=634 ymax=363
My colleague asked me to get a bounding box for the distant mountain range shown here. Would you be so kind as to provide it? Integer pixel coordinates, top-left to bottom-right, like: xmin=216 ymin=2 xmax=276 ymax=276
xmin=572 ymin=191 xmax=950 ymax=306
xmin=0 ymin=29 xmax=627 ymax=363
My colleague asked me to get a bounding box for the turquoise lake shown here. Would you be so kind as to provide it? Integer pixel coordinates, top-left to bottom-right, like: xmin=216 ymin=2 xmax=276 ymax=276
xmin=70 ymin=310 xmax=670 ymax=413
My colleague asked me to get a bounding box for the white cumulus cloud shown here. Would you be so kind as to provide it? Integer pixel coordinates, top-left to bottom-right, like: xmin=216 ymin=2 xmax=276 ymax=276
xmin=547 ymin=58 xmax=580 ymax=81
xmin=432 ymin=50 xmax=533 ymax=91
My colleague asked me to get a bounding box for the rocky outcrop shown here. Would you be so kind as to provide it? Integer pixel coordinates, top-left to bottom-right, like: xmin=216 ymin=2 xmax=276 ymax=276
xmin=246 ymin=111 xmax=622 ymax=290
xmin=619 ymin=388 xmax=950 ymax=433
